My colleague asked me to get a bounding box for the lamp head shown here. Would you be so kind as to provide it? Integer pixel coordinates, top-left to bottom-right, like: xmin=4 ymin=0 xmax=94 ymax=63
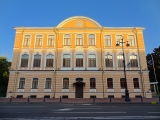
xmin=116 ymin=41 xmax=120 ymax=46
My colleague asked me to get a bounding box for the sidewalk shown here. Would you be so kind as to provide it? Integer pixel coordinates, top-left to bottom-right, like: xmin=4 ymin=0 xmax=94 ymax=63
xmin=0 ymin=97 xmax=159 ymax=104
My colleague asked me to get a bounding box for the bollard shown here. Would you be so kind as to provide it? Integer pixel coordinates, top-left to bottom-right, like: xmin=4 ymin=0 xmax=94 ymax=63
xmin=93 ymin=97 xmax=95 ymax=102
xmin=109 ymin=96 xmax=112 ymax=102
xmin=60 ymin=96 xmax=61 ymax=102
xmin=141 ymin=96 xmax=143 ymax=102
xmin=28 ymin=96 xmax=30 ymax=102
xmin=43 ymin=97 xmax=45 ymax=102
xmin=10 ymin=96 xmax=12 ymax=102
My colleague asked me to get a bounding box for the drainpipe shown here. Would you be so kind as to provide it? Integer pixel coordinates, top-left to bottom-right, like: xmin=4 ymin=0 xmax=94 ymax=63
xmin=132 ymin=28 xmax=145 ymax=97
xmin=13 ymin=27 xmax=24 ymax=98
xmin=100 ymin=27 xmax=105 ymax=98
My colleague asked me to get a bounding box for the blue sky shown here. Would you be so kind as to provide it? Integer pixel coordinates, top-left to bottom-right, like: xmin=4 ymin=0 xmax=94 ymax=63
xmin=0 ymin=0 xmax=160 ymax=61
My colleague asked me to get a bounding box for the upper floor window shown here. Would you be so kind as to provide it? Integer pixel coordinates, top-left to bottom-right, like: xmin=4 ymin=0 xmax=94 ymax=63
xmin=63 ymin=78 xmax=69 ymax=89
xmin=88 ymin=34 xmax=95 ymax=46
xmin=23 ymin=35 xmax=30 ymax=46
xmin=120 ymin=78 xmax=125 ymax=89
xmin=90 ymin=78 xmax=96 ymax=89
xmin=116 ymin=35 xmax=123 ymax=46
xmin=128 ymin=35 xmax=135 ymax=46
xmin=88 ymin=54 xmax=96 ymax=67
xmin=32 ymin=78 xmax=38 ymax=89
xmin=46 ymin=54 xmax=54 ymax=67
xmin=35 ymin=35 xmax=42 ymax=46
xmin=19 ymin=78 xmax=25 ymax=89
xmin=107 ymin=78 xmax=113 ymax=89
xmin=45 ymin=78 xmax=51 ymax=89
xmin=117 ymin=55 xmax=123 ymax=67
xmin=130 ymin=55 xmax=138 ymax=67
xmin=20 ymin=54 xmax=29 ymax=67
xmin=105 ymin=55 xmax=113 ymax=67
xmin=104 ymin=35 xmax=111 ymax=46
xmin=76 ymin=34 xmax=83 ymax=46
xmin=64 ymin=34 xmax=71 ymax=46
xmin=33 ymin=54 xmax=41 ymax=67
xmin=133 ymin=78 xmax=139 ymax=89
xmin=48 ymin=35 xmax=54 ymax=46
xmin=76 ymin=54 xmax=83 ymax=67
xmin=63 ymin=54 xmax=70 ymax=67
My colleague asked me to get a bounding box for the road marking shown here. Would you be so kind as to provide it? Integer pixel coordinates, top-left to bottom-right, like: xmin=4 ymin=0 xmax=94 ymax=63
xmin=17 ymin=112 xmax=29 ymax=113
xmin=55 ymin=108 xmax=73 ymax=111
xmin=0 ymin=106 xmax=46 ymax=107
xmin=148 ymin=112 xmax=160 ymax=113
xmin=51 ymin=112 xmax=127 ymax=113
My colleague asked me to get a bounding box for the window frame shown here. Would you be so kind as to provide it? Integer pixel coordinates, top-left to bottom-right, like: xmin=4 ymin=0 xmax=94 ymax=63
xmin=76 ymin=34 xmax=83 ymax=46
xmin=75 ymin=54 xmax=83 ymax=67
xmin=128 ymin=35 xmax=136 ymax=46
xmin=32 ymin=78 xmax=38 ymax=89
xmin=88 ymin=54 xmax=96 ymax=67
xmin=33 ymin=54 xmax=41 ymax=67
xmin=120 ymin=78 xmax=126 ymax=89
xmin=104 ymin=35 xmax=111 ymax=46
xmin=88 ymin=34 xmax=96 ymax=46
xmin=19 ymin=78 xmax=25 ymax=89
xmin=20 ymin=54 xmax=29 ymax=67
xmin=90 ymin=78 xmax=96 ymax=89
xmin=133 ymin=78 xmax=140 ymax=89
xmin=35 ymin=34 xmax=43 ymax=46
xmin=107 ymin=78 xmax=113 ymax=89
xmin=130 ymin=54 xmax=138 ymax=67
xmin=45 ymin=78 xmax=51 ymax=89
xmin=47 ymin=35 xmax=54 ymax=46
xmin=116 ymin=35 xmax=123 ymax=46
xmin=63 ymin=34 xmax=71 ymax=46
xmin=63 ymin=78 xmax=69 ymax=89
xmin=46 ymin=54 xmax=54 ymax=67
xmin=105 ymin=54 xmax=113 ymax=67
xmin=63 ymin=54 xmax=71 ymax=67
xmin=23 ymin=35 xmax=31 ymax=46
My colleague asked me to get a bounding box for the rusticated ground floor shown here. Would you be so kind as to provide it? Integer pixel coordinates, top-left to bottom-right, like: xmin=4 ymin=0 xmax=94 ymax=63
xmin=6 ymin=70 xmax=152 ymax=98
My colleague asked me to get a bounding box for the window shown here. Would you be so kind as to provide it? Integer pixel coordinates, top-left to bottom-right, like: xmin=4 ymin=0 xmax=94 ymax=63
xmin=19 ymin=78 xmax=25 ymax=89
xmin=45 ymin=78 xmax=51 ymax=89
xmin=116 ymin=35 xmax=123 ymax=46
xmin=88 ymin=54 xmax=96 ymax=67
xmin=105 ymin=55 xmax=113 ymax=67
xmin=33 ymin=54 xmax=41 ymax=67
xmin=128 ymin=35 xmax=135 ymax=46
xmin=76 ymin=34 xmax=83 ymax=45
xmin=120 ymin=78 xmax=126 ymax=89
xmin=104 ymin=35 xmax=111 ymax=46
xmin=20 ymin=54 xmax=29 ymax=67
xmin=90 ymin=78 xmax=96 ymax=89
xmin=63 ymin=54 xmax=70 ymax=67
xmin=117 ymin=55 xmax=123 ymax=67
xmin=88 ymin=34 xmax=95 ymax=45
xmin=17 ymin=95 xmax=23 ymax=98
xmin=46 ymin=54 xmax=54 ymax=67
xmin=64 ymin=34 xmax=71 ymax=46
xmin=130 ymin=55 xmax=138 ymax=67
xmin=32 ymin=78 xmax=38 ymax=89
xmin=63 ymin=78 xmax=69 ymax=89
xmin=48 ymin=35 xmax=54 ymax=46
xmin=107 ymin=78 xmax=113 ymax=89
xmin=76 ymin=54 xmax=83 ymax=67
xmin=23 ymin=35 xmax=30 ymax=46
xmin=35 ymin=35 xmax=42 ymax=46
xmin=133 ymin=78 xmax=139 ymax=88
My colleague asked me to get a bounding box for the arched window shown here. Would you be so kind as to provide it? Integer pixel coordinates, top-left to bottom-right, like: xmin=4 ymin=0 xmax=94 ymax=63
xmin=88 ymin=34 xmax=95 ymax=46
xmin=63 ymin=54 xmax=70 ymax=67
xmin=88 ymin=54 xmax=96 ymax=67
xmin=76 ymin=54 xmax=83 ymax=67
xmin=104 ymin=35 xmax=111 ymax=46
xmin=117 ymin=55 xmax=123 ymax=67
xmin=46 ymin=54 xmax=54 ymax=67
xmin=35 ymin=35 xmax=42 ymax=46
xmin=128 ymin=35 xmax=135 ymax=46
xmin=32 ymin=78 xmax=38 ymax=89
xmin=33 ymin=54 xmax=41 ymax=67
xmin=63 ymin=78 xmax=69 ymax=89
xmin=105 ymin=55 xmax=113 ymax=67
xmin=107 ymin=78 xmax=113 ymax=89
xmin=21 ymin=54 xmax=29 ymax=67
xmin=19 ymin=78 xmax=25 ymax=89
xmin=133 ymin=78 xmax=139 ymax=88
xmin=64 ymin=34 xmax=71 ymax=46
xmin=48 ymin=35 xmax=54 ymax=46
xmin=130 ymin=55 xmax=138 ymax=67
xmin=23 ymin=35 xmax=30 ymax=46
xmin=90 ymin=78 xmax=96 ymax=89
xmin=76 ymin=34 xmax=83 ymax=46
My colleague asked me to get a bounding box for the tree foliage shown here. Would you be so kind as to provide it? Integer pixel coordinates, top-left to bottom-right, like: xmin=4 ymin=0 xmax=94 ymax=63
xmin=0 ymin=56 xmax=11 ymax=97
xmin=146 ymin=46 xmax=160 ymax=92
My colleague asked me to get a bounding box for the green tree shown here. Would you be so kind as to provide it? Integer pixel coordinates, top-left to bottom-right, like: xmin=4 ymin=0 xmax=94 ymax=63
xmin=0 ymin=56 xmax=11 ymax=97
xmin=146 ymin=46 xmax=160 ymax=93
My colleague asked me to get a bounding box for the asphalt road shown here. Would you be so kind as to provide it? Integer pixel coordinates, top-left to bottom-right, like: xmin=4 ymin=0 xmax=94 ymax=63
xmin=0 ymin=103 xmax=160 ymax=119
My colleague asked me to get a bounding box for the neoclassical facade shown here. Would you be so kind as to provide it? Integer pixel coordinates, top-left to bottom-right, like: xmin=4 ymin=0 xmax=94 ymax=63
xmin=7 ymin=16 xmax=152 ymax=98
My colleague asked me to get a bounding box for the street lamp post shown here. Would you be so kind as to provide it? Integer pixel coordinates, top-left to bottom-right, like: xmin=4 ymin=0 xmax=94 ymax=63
xmin=116 ymin=37 xmax=131 ymax=102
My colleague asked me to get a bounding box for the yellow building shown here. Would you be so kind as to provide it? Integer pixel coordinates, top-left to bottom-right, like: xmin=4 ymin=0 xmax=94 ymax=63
xmin=7 ymin=16 xmax=152 ymax=98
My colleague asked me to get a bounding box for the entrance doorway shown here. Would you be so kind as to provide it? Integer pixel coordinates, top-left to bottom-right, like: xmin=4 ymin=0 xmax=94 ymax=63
xmin=75 ymin=83 xmax=83 ymax=98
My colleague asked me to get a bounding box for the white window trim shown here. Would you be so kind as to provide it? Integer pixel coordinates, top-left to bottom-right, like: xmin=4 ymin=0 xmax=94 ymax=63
xmin=17 ymin=78 xmax=25 ymax=89
xmin=74 ymin=52 xmax=85 ymax=70
xmin=34 ymin=34 xmax=44 ymax=47
xmin=22 ymin=34 xmax=32 ymax=48
xmin=31 ymin=78 xmax=38 ymax=89
xmin=61 ymin=52 xmax=72 ymax=70
xmin=63 ymin=34 xmax=71 ymax=46
xmin=116 ymin=52 xmax=127 ymax=69
xmin=127 ymin=34 xmax=137 ymax=46
xmin=103 ymin=52 xmax=114 ymax=70
xmin=46 ymin=34 xmax=55 ymax=46
xmin=90 ymin=77 xmax=97 ymax=89
xmin=44 ymin=78 xmax=52 ymax=89
xmin=44 ymin=52 xmax=55 ymax=70
xmin=104 ymin=34 xmax=112 ymax=46
xmin=106 ymin=78 xmax=114 ymax=89
xmin=18 ymin=52 xmax=30 ymax=70
xmin=133 ymin=78 xmax=141 ymax=89
xmin=31 ymin=52 xmax=43 ymax=70
xmin=87 ymin=52 xmax=98 ymax=70
xmin=88 ymin=34 xmax=96 ymax=46
xmin=128 ymin=52 xmax=140 ymax=70
xmin=75 ymin=34 xmax=84 ymax=46
xmin=62 ymin=78 xmax=70 ymax=90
